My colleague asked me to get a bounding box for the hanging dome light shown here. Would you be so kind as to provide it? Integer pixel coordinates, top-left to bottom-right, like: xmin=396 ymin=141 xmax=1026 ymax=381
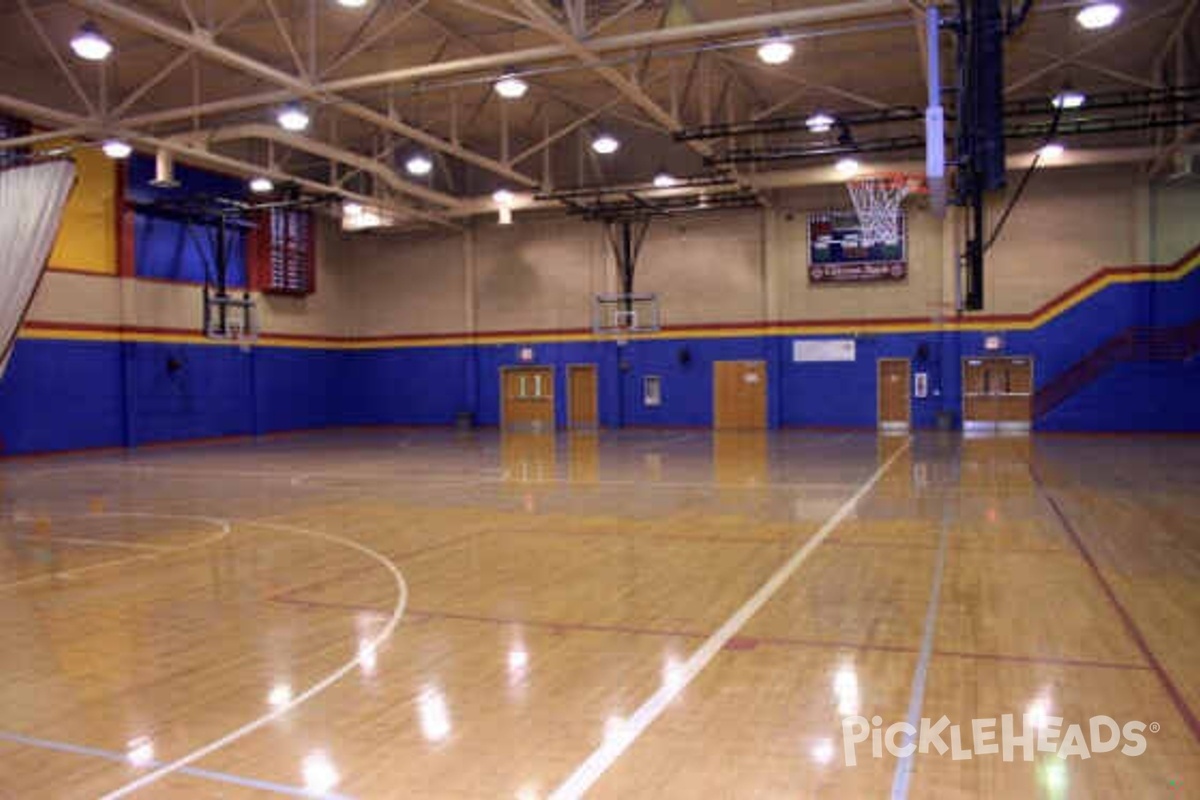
xmin=492 ymin=188 xmax=515 ymax=206
xmin=276 ymin=104 xmax=310 ymax=132
xmin=70 ymin=21 xmax=113 ymax=62
xmin=652 ymin=171 xmax=677 ymax=189
xmin=591 ymin=133 xmax=620 ymax=154
xmin=835 ymin=157 xmax=861 ymax=177
xmin=806 ymin=113 xmax=835 ymax=133
xmin=1038 ymin=142 xmax=1066 ymax=160
xmin=1076 ymin=2 xmax=1121 ymax=29
xmin=101 ymin=140 xmax=132 ymax=159
xmin=757 ymin=31 xmax=794 ymax=65
xmin=1051 ymin=90 xmax=1086 ymax=110
xmin=495 ymin=69 xmax=529 ymax=100
xmin=405 ymin=153 xmax=433 ymax=176
xmin=249 ymin=177 xmax=274 ymax=194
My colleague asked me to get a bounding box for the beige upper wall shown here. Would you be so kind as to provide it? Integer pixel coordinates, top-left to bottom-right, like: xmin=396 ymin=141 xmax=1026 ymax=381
xmin=21 ymin=166 xmax=1200 ymax=339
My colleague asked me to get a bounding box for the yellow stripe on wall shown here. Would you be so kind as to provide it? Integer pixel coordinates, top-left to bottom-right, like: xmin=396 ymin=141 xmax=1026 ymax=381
xmin=42 ymin=145 xmax=119 ymax=275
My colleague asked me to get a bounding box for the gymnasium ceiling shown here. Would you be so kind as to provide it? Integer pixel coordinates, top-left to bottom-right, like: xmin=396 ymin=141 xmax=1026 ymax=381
xmin=1 ymin=0 xmax=1197 ymax=227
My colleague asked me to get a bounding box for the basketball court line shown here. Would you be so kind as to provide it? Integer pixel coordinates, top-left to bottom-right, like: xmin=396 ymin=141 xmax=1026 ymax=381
xmin=546 ymin=439 xmax=912 ymax=800
xmin=1029 ymin=464 xmax=1200 ymax=745
xmin=97 ymin=516 xmax=408 ymax=800
xmin=0 ymin=513 xmax=230 ymax=593
xmin=890 ymin=502 xmax=952 ymax=800
xmin=0 ymin=730 xmax=354 ymax=799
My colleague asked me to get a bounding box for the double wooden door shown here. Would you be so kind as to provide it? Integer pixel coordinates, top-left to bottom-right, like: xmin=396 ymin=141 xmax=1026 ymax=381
xmin=963 ymin=357 xmax=1033 ymax=432
xmin=501 ymin=367 xmax=555 ymax=432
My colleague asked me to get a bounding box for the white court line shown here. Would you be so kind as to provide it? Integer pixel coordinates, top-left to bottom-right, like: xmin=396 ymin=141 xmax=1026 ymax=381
xmin=548 ymin=438 xmax=912 ymax=800
xmin=0 ymin=513 xmax=231 ymax=593
xmin=98 ymin=516 xmax=408 ymax=800
xmin=889 ymin=498 xmax=952 ymax=800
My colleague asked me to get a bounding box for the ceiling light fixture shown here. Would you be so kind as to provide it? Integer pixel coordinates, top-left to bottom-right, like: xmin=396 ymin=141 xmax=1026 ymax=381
xmin=492 ymin=188 xmax=515 ymax=206
xmin=249 ymin=177 xmax=274 ymax=194
xmin=494 ymin=69 xmax=529 ymax=100
xmin=591 ymin=133 xmax=620 ymax=154
xmin=276 ymin=104 xmax=310 ymax=132
xmin=1076 ymin=2 xmax=1121 ymax=29
xmin=70 ymin=21 xmax=113 ymax=61
xmin=405 ymin=154 xmax=433 ymax=176
xmin=1038 ymin=142 xmax=1066 ymax=160
xmin=101 ymin=140 xmax=132 ymax=159
xmin=806 ymin=113 xmax=835 ymax=133
xmin=336 ymin=0 xmax=369 ymax=8
xmin=835 ymin=157 xmax=861 ymax=177
xmin=1051 ymin=91 xmax=1086 ymax=110
xmin=652 ymin=171 xmax=677 ymax=189
xmin=757 ymin=30 xmax=795 ymax=65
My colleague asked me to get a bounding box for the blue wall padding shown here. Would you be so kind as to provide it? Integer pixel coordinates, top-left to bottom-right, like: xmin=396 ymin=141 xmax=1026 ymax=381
xmin=127 ymin=154 xmax=248 ymax=287
xmin=133 ymin=212 xmax=247 ymax=286
xmin=0 ymin=257 xmax=1197 ymax=454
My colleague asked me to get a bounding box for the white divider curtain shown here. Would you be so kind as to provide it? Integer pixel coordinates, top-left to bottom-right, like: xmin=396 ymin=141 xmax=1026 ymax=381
xmin=0 ymin=159 xmax=76 ymax=379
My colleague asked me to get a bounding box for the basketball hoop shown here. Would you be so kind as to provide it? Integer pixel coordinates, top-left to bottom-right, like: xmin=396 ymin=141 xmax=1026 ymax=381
xmin=846 ymin=173 xmax=926 ymax=247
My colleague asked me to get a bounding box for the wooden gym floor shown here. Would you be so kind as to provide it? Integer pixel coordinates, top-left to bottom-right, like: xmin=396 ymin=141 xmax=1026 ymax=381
xmin=0 ymin=429 xmax=1196 ymax=799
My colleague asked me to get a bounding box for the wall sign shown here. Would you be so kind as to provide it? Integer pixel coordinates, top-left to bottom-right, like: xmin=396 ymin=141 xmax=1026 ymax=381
xmin=793 ymin=339 xmax=857 ymax=363
xmin=518 ymin=346 xmax=534 ymax=362
xmin=808 ymin=210 xmax=907 ymax=284
xmin=914 ymin=372 xmax=929 ymax=399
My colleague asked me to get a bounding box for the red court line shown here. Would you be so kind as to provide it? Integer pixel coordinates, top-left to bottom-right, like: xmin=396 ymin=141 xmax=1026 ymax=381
xmin=402 ymin=607 xmax=1151 ymax=671
xmin=1029 ymin=463 xmax=1200 ymax=744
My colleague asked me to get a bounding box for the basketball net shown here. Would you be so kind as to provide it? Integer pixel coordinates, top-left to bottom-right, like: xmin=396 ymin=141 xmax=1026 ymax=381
xmin=847 ymin=176 xmax=913 ymax=247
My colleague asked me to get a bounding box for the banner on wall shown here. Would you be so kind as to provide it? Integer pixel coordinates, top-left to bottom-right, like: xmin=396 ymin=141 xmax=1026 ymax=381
xmin=808 ymin=210 xmax=907 ymax=284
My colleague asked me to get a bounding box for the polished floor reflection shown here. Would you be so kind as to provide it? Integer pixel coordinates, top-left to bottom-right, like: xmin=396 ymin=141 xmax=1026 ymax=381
xmin=0 ymin=430 xmax=1196 ymax=798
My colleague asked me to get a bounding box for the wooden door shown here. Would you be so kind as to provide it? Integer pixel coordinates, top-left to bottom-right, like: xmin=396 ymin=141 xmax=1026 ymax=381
xmin=567 ymin=364 xmax=598 ymax=428
xmin=713 ymin=361 xmax=767 ymax=429
xmin=878 ymin=359 xmax=911 ymax=431
xmin=501 ymin=367 xmax=555 ymax=431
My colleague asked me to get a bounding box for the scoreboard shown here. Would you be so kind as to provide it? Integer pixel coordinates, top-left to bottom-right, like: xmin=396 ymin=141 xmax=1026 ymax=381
xmin=808 ymin=210 xmax=908 ymax=284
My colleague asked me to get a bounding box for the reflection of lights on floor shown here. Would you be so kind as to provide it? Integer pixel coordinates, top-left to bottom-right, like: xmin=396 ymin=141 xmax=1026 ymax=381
xmin=1040 ymin=758 xmax=1069 ymax=797
xmin=357 ymin=640 xmax=377 ymax=675
xmin=418 ymin=685 xmax=452 ymax=742
xmin=268 ymin=683 xmax=293 ymax=708
xmin=810 ymin=738 xmax=835 ymax=765
xmin=302 ymin=750 xmax=340 ymax=795
xmin=834 ymin=663 xmax=860 ymax=716
xmin=508 ymin=647 xmax=529 ymax=683
xmin=604 ymin=715 xmax=627 ymax=744
xmin=126 ymin=736 xmax=155 ymax=768
xmin=515 ymin=785 xmax=540 ymax=800
xmin=1026 ymin=692 xmax=1053 ymax=729
xmin=662 ymin=655 xmax=686 ymax=692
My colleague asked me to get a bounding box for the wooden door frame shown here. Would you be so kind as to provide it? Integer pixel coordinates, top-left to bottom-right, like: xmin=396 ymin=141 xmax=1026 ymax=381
xmin=877 ymin=358 xmax=912 ymax=433
xmin=712 ymin=360 xmax=768 ymax=430
xmin=961 ymin=356 xmax=1034 ymax=435
xmin=499 ymin=365 xmax=556 ymax=432
xmin=566 ymin=363 xmax=598 ymax=429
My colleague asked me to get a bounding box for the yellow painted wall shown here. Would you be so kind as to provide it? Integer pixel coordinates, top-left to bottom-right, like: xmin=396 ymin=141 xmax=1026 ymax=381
xmin=46 ymin=147 xmax=118 ymax=275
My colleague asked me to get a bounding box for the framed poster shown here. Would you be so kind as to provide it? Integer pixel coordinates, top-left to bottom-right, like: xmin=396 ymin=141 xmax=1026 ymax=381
xmin=808 ymin=210 xmax=907 ymax=284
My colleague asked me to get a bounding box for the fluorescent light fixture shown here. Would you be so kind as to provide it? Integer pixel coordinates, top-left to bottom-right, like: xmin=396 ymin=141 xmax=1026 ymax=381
xmin=405 ymin=154 xmax=433 ymax=176
xmin=835 ymin=157 xmax=861 ymax=177
xmin=652 ymin=171 xmax=677 ymax=189
xmin=276 ymin=104 xmax=310 ymax=132
xmin=337 ymin=0 xmax=369 ymax=7
xmin=1051 ymin=91 xmax=1086 ymax=110
xmin=591 ymin=133 xmax=620 ymax=154
xmin=495 ymin=70 xmax=529 ymax=100
xmin=101 ymin=140 xmax=132 ymax=159
xmin=1038 ymin=142 xmax=1066 ymax=160
xmin=1076 ymin=2 xmax=1121 ymax=29
xmin=492 ymin=188 xmax=515 ymax=206
xmin=806 ymin=113 xmax=835 ymax=133
xmin=249 ymin=177 xmax=274 ymax=194
xmin=71 ymin=22 xmax=112 ymax=61
xmin=757 ymin=32 xmax=795 ymax=65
